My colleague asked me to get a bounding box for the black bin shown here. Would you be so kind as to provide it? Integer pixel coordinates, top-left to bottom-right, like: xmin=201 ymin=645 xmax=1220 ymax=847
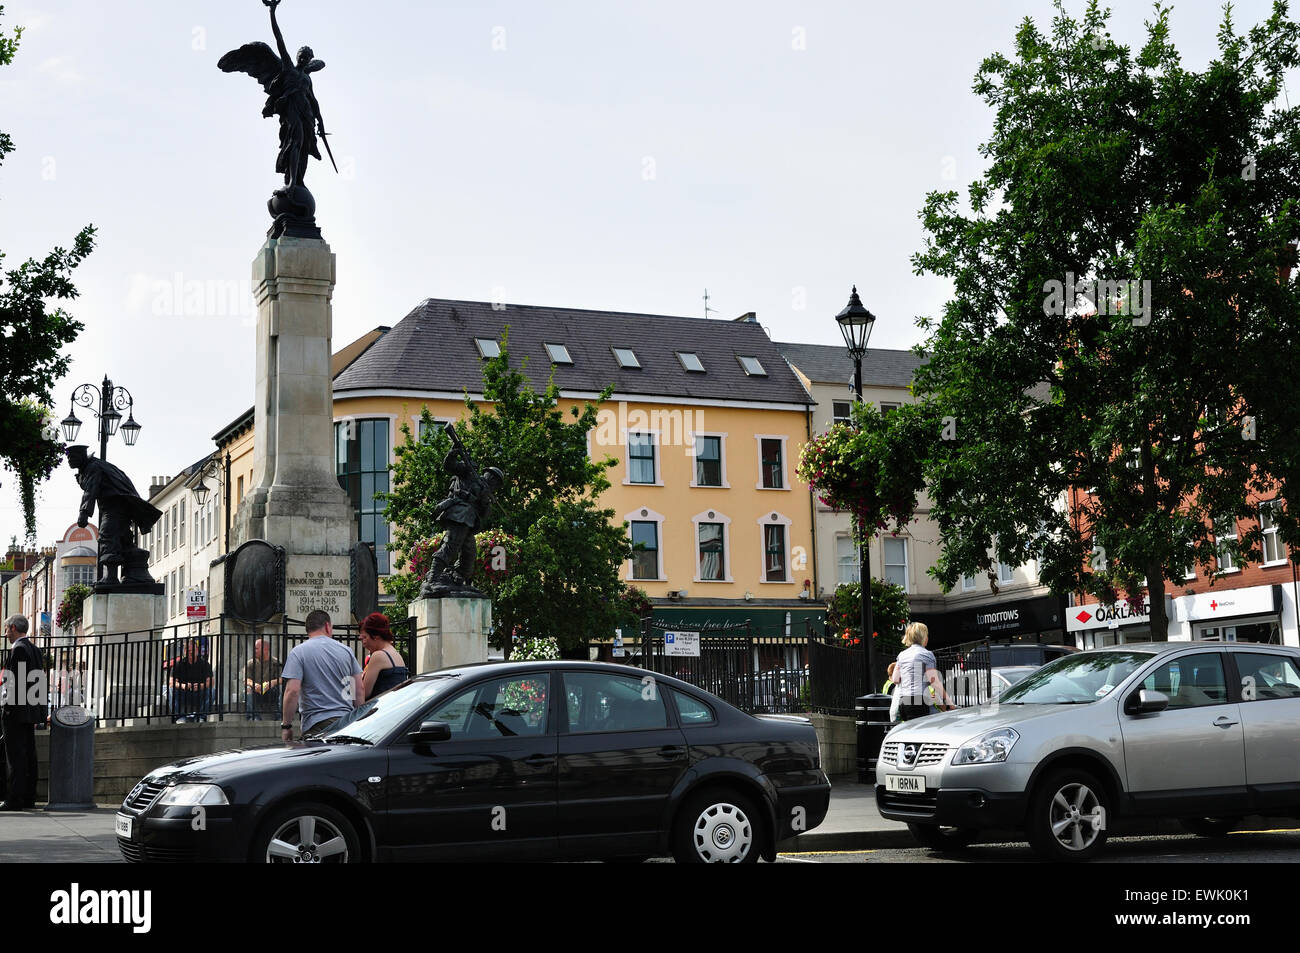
xmin=855 ymin=693 xmax=892 ymax=784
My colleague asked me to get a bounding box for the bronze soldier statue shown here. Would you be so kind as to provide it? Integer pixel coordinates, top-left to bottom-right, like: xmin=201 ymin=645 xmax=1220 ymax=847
xmin=418 ymin=427 xmax=505 ymax=600
xmin=65 ymin=445 xmax=162 ymax=589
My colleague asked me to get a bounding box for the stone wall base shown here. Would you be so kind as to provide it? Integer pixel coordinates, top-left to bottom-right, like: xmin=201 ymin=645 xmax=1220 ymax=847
xmin=413 ymin=597 xmax=492 ymax=672
xmin=29 ymin=722 xmax=283 ymax=806
xmin=807 ymin=712 xmax=857 ymax=777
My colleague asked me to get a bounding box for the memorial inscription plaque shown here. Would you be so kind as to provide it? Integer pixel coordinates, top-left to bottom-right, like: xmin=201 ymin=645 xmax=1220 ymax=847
xmin=285 ymin=556 xmax=351 ymax=619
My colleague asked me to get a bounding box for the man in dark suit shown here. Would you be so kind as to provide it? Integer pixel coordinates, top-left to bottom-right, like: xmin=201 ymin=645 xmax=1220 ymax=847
xmin=2 ymin=614 xmax=44 ymax=810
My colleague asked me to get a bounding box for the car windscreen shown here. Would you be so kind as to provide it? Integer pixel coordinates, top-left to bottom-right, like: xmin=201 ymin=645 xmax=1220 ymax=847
xmin=998 ymin=667 xmax=1037 ymax=686
xmin=989 ymin=646 xmax=1038 ymax=667
xmin=997 ymin=652 xmax=1151 ymax=704
xmin=315 ymin=675 xmax=458 ymax=745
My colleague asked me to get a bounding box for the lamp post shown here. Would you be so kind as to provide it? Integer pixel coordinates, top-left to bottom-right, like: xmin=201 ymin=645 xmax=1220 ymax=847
xmin=61 ymin=376 xmax=142 ymax=463
xmin=190 ymin=451 xmax=233 ymax=556
xmin=835 ymin=286 xmax=878 ymax=693
xmin=61 ymin=376 xmax=143 ymax=582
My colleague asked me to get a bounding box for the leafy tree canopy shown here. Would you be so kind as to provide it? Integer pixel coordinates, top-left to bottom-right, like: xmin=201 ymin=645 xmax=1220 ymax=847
xmin=900 ymin=0 xmax=1300 ymax=639
xmin=382 ymin=334 xmax=635 ymax=654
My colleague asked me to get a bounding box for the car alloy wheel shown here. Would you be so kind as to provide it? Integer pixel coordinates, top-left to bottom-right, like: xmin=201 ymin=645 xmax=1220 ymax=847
xmin=1049 ymin=782 xmax=1103 ymax=852
xmin=673 ymin=789 xmax=763 ymax=863
xmin=256 ymin=802 xmax=359 ymax=864
xmin=1027 ymin=768 xmax=1109 ymax=861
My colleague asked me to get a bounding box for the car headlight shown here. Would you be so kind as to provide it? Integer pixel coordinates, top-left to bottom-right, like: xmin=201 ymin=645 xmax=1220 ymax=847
xmin=156 ymin=783 xmax=228 ymax=806
xmin=952 ymin=728 xmax=1019 ymax=765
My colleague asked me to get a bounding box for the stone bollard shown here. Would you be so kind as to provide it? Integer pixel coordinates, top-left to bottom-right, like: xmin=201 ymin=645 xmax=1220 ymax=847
xmin=45 ymin=705 xmax=96 ymax=811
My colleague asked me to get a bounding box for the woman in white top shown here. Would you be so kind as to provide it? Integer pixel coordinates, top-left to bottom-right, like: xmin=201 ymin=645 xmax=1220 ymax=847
xmin=890 ymin=622 xmax=954 ymax=720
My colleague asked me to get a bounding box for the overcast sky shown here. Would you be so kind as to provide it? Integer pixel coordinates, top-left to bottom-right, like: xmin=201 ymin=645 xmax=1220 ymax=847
xmin=0 ymin=0 xmax=1286 ymax=546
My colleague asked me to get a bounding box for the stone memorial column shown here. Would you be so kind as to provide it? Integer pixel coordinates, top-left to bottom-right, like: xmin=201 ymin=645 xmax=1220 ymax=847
xmin=221 ymin=236 xmax=356 ymax=628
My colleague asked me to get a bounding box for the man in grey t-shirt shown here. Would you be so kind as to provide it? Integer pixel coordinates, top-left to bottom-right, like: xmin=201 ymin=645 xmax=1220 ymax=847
xmin=280 ymin=610 xmax=363 ymax=740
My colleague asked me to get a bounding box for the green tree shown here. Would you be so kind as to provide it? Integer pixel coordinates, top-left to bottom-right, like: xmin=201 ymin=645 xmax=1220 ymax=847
xmin=0 ymin=6 xmax=96 ymax=539
xmin=826 ymin=578 xmax=911 ymax=659
xmin=905 ymin=0 xmax=1300 ymax=639
xmin=382 ymin=336 xmax=633 ymax=656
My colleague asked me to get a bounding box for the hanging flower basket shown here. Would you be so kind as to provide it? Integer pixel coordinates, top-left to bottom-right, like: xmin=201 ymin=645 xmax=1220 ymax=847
xmin=56 ymin=583 xmax=93 ymax=634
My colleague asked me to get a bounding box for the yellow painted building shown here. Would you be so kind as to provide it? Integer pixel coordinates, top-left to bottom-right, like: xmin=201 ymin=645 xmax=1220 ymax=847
xmin=214 ymin=301 xmax=824 ymax=626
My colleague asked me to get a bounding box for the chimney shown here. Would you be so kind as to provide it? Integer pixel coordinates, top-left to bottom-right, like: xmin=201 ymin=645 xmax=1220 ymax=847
xmin=149 ymin=475 xmax=168 ymax=498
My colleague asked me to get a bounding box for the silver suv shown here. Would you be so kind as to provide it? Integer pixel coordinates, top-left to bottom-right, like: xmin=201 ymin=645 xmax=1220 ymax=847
xmin=875 ymin=641 xmax=1300 ymax=860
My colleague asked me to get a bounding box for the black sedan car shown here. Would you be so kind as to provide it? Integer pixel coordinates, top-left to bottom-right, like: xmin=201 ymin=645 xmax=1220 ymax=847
xmin=115 ymin=660 xmax=830 ymax=863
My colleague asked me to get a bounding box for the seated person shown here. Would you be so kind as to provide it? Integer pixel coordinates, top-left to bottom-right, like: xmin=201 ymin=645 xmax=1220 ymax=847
xmin=170 ymin=639 xmax=213 ymax=722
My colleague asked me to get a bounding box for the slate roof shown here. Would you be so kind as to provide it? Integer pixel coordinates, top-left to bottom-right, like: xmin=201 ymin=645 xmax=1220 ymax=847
xmin=776 ymin=341 xmax=927 ymax=389
xmin=332 ymin=299 xmax=814 ymax=406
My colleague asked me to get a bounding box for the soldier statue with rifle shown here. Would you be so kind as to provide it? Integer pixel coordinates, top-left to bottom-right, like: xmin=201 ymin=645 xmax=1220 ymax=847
xmin=418 ymin=426 xmax=506 ymax=600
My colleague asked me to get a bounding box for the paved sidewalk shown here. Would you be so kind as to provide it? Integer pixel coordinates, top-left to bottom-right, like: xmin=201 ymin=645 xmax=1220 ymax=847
xmin=0 ymin=807 xmax=122 ymax=863
xmin=777 ymin=776 xmax=915 ymax=852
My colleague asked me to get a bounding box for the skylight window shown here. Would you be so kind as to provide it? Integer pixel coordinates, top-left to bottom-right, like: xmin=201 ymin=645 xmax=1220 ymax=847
xmin=475 ymin=337 xmax=501 ymax=359
xmin=613 ymin=347 xmax=641 ymax=369
xmin=737 ymin=355 xmax=767 ymax=376
xmin=677 ymin=351 xmax=705 ymax=372
xmin=545 ymin=343 xmax=573 ymax=364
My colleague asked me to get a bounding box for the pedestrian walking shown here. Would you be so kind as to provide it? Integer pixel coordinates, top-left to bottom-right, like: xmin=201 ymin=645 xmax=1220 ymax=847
xmin=1 ymin=615 xmax=44 ymax=810
xmin=891 ymin=622 xmax=953 ymax=721
xmin=358 ymin=612 xmax=408 ymax=701
xmin=882 ymin=661 xmax=902 ymax=723
xmin=280 ymin=610 xmax=362 ymax=740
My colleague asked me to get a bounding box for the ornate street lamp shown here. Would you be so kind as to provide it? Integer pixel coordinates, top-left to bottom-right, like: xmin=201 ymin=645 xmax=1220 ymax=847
xmin=189 ymin=451 xmax=233 ymax=555
xmin=64 ymin=376 xmax=143 ymax=581
xmin=65 ymin=375 xmax=142 ymax=462
xmin=835 ymin=286 xmax=879 ymax=693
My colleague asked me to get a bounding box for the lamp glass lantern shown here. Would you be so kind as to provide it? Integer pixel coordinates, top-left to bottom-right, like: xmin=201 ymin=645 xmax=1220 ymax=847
xmin=192 ymin=479 xmax=210 ymax=508
xmin=102 ymin=406 xmax=122 ymax=437
xmin=60 ymin=410 xmax=82 ymax=443
xmin=835 ymin=285 xmax=877 ymax=360
xmin=120 ymin=413 xmax=141 ymax=446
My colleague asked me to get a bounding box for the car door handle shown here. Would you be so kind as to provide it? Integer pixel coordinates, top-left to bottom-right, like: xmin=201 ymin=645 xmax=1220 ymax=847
xmin=1213 ymin=716 xmax=1239 ymax=729
xmin=523 ymin=753 xmax=555 ymax=765
xmin=658 ymin=745 xmax=686 ymax=759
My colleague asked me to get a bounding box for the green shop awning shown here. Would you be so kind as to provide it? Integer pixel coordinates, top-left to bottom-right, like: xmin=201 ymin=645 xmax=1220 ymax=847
xmin=646 ymin=605 xmax=826 ymax=638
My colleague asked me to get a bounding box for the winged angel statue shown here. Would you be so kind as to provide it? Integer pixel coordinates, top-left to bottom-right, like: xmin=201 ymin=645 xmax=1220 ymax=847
xmin=219 ymin=0 xmax=337 ymax=238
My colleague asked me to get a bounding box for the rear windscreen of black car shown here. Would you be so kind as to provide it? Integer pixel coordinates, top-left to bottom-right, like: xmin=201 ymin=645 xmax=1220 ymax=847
xmin=988 ymin=645 xmax=1075 ymax=667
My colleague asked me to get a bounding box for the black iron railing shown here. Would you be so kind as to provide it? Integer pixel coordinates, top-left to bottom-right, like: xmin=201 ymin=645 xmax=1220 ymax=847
xmin=630 ymin=618 xmax=865 ymax=717
xmin=0 ymin=613 xmax=415 ymax=727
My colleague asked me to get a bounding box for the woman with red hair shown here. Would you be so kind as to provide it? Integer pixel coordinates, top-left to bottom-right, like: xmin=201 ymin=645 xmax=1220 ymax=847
xmin=359 ymin=612 xmax=409 ymax=700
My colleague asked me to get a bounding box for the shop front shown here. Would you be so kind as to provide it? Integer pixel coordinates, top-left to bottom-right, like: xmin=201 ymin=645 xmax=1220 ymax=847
xmin=915 ymin=594 xmax=1067 ymax=650
xmin=1066 ymin=595 xmax=1173 ymax=648
xmin=1172 ymin=584 xmax=1291 ymax=645
xmin=587 ymin=603 xmax=829 ymax=667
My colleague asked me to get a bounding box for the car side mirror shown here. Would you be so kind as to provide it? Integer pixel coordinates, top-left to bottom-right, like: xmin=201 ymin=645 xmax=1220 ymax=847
xmin=1127 ymin=689 xmax=1169 ymax=715
xmin=407 ymin=720 xmax=452 ymax=743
